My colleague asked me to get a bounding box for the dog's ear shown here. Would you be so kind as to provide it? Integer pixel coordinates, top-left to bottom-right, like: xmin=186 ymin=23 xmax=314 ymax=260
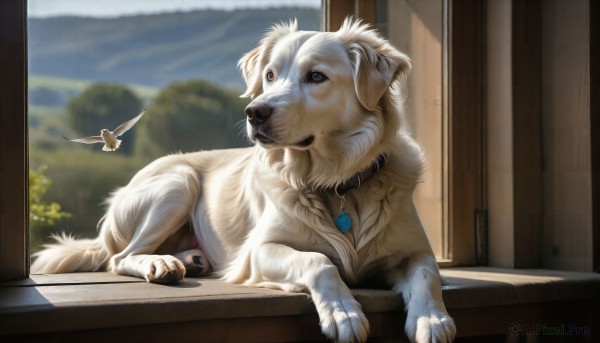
xmin=238 ymin=20 xmax=298 ymax=99
xmin=238 ymin=47 xmax=263 ymax=98
xmin=339 ymin=18 xmax=411 ymax=111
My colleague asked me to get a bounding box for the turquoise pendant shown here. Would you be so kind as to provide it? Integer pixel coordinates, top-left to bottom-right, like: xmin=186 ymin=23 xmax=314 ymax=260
xmin=335 ymin=211 xmax=351 ymax=233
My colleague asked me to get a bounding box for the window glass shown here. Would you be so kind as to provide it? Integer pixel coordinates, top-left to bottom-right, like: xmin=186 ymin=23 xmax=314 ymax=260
xmin=27 ymin=0 xmax=322 ymax=252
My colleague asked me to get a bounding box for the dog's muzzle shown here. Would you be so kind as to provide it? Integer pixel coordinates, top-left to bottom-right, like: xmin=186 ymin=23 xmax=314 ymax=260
xmin=245 ymin=103 xmax=314 ymax=148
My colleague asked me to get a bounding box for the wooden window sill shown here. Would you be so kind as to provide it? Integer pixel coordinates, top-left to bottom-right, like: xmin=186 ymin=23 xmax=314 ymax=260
xmin=1 ymin=268 xmax=599 ymax=342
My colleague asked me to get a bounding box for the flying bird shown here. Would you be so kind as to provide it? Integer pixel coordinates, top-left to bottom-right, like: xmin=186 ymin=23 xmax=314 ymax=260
xmin=63 ymin=110 xmax=146 ymax=152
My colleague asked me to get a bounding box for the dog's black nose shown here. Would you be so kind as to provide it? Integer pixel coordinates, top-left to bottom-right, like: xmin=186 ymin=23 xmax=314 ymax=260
xmin=245 ymin=104 xmax=273 ymax=126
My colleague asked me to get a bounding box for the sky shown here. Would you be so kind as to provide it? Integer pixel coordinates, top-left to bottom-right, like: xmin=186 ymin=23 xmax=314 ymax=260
xmin=28 ymin=0 xmax=321 ymax=18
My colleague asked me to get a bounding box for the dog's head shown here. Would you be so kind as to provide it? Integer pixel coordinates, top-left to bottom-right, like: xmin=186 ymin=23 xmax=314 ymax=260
xmin=239 ymin=17 xmax=411 ymax=188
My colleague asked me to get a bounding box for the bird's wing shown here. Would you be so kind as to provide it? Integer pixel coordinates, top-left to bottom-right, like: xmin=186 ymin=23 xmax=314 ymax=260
xmin=112 ymin=110 xmax=146 ymax=137
xmin=67 ymin=135 xmax=104 ymax=144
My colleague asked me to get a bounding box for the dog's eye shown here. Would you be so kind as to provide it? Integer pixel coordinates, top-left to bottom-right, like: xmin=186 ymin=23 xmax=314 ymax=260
xmin=307 ymin=70 xmax=327 ymax=83
xmin=266 ymin=71 xmax=275 ymax=82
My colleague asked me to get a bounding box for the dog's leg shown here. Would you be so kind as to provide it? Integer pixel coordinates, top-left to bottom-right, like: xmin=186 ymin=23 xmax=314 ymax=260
xmin=104 ymin=166 xmax=201 ymax=283
xmin=108 ymin=210 xmax=192 ymax=283
xmin=108 ymin=207 xmax=190 ymax=283
xmin=248 ymin=243 xmax=369 ymax=343
xmin=391 ymin=252 xmax=456 ymax=343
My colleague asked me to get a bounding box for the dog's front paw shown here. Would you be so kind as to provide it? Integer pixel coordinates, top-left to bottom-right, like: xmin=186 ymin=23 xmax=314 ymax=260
xmin=405 ymin=310 xmax=456 ymax=343
xmin=316 ymin=296 xmax=369 ymax=343
xmin=143 ymin=255 xmax=186 ymax=283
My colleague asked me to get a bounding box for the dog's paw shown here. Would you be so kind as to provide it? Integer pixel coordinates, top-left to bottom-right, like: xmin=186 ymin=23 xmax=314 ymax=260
xmin=405 ymin=310 xmax=456 ymax=343
xmin=316 ymin=297 xmax=369 ymax=343
xmin=174 ymin=249 xmax=211 ymax=276
xmin=143 ymin=255 xmax=186 ymax=284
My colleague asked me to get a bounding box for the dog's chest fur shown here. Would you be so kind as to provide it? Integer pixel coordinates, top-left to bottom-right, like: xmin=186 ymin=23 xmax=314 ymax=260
xmin=264 ymin=169 xmax=407 ymax=284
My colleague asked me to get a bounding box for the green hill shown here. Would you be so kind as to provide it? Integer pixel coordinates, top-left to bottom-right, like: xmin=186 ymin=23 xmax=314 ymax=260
xmin=28 ymin=8 xmax=321 ymax=90
xmin=28 ymin=75 xmax=158 ymax=107
xmin=29 ymin=75 xmax=157 ymax=98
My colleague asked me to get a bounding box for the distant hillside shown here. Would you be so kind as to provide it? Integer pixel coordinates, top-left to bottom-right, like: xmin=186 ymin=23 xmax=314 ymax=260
xmin=28 ymin=8 xmax=321 ymax=91
xmin=28 ymin=75 xmax=158 ymax=107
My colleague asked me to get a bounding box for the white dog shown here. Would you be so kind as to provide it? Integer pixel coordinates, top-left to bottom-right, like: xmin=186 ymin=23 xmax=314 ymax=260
xmin=32 ymin=18 xmax=456 ymax=343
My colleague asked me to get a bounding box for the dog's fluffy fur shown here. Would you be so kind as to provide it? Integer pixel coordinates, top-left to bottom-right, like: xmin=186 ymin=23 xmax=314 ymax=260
xmin=32 ymin=18 xmax=456 ymax=343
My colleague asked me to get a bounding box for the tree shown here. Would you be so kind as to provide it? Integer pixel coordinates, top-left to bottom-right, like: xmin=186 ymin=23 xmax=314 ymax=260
xmin=68 ymin=83 xmax=143 ymax=154
xmin=29 ymin=166 xmax=71 ymax=252
xmin=135 ymin=80 xmax=249 ymax=157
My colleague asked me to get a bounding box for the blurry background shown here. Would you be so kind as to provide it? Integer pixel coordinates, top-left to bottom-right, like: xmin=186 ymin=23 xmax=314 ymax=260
xmin=28 ymin=0 xmax=321 ymax=251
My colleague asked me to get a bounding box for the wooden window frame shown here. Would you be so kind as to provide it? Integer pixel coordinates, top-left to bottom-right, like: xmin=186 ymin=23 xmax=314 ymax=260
xmin=2 ymin=0 xmax=598 ymax=282
xmin=0 ymin=0 xmax=28 ymax=281
xmin=1 ymin=4 xmax=598 ymax=340
xmin=591 ymin=0 xmax=600 ymax=272
xmin=510 ymin=0 xmax=542 ymax=268
xmin=0 ymin=0 xmax=487 ymax=279
xmin=447 ymin=0 xmax=486 ymax=266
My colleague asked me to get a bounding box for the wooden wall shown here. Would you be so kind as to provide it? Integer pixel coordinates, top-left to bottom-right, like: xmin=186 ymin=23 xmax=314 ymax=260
xmin=487 ymin=0 xmax=594 ymax=272
xmin=487 ymin=0 xmax=514 ymax=268
xmin=541 ymin=0 xmax=593 ymax=271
